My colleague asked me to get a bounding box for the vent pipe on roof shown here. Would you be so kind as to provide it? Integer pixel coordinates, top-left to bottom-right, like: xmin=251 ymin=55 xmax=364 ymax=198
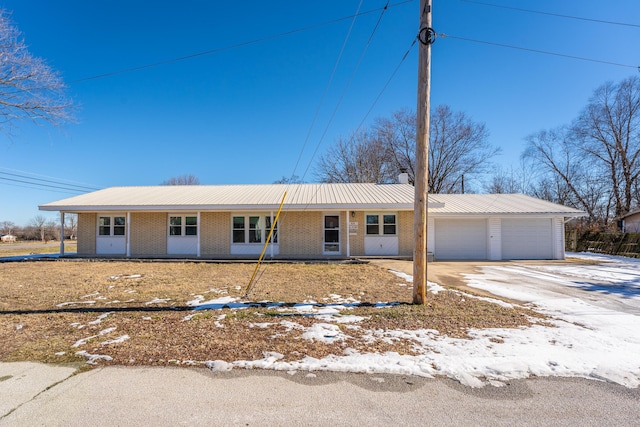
xmin=398 ymin=172 xmax=409 ymax=184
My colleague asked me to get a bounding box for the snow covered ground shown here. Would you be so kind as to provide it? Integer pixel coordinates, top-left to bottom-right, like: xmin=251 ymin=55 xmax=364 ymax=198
xmin=197 ymin=253 xmax=640 ymax=388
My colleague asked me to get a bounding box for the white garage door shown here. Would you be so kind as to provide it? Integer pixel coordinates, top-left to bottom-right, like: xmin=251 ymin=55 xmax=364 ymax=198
xmin=435 ymin=219 xmax=487 ymax=260
xmin=502 ymin=218 xmax=553 ymax=259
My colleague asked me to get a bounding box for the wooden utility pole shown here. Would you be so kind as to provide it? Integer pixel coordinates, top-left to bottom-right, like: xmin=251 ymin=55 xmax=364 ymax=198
xmin=413 ymin=0 xmax=434 ymax=305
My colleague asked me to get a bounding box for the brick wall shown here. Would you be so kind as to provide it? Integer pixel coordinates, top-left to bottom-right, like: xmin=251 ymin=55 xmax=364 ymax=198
xmin=279 ymin=211 xmax=323 ymax=257
xmin=348 ymin=211 xmax=365 ymax=256
xmin=77 ymin=213 xmax=96 ymax=255
xmin=130 ymin=213 xmax=167 ymax=256
xmin=398 ymin=210 xmax=413 ymax=257
xmin=201 ymin=212 xmax=229 ymax=256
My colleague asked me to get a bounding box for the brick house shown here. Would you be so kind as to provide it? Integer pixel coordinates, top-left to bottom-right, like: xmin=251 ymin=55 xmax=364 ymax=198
xmin=39 ymin=183 xmax=584 ymax=260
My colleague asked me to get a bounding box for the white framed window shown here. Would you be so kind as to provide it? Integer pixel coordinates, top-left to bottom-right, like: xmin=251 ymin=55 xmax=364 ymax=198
xmin=168 ymin=215 xmax=197 ymax=236
xmin=232 ymin=214 xmax=278 ymax=244
xmin=98 ymin=215 xmax=126 ymax=236
xmin=366 ymin=214 xmax=396 ymax=236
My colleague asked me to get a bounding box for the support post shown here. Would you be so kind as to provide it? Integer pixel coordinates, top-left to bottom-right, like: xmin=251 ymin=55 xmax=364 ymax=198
xmin=413 ymin=0 xmax=433 ymax=305
xmin=60 ymin=212 xmax=65 ymax=256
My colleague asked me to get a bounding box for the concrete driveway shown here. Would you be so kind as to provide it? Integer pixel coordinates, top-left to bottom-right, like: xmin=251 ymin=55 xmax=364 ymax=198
xmin=371 ymin=256 xmax=640 ymax=314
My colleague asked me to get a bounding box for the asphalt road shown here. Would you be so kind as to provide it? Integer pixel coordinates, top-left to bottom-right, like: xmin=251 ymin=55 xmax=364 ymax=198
xmin=1 ymin=362 xmax=639 ymax=426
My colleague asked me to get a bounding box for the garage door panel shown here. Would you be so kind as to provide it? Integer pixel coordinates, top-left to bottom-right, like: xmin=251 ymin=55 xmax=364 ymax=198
xmin=435 ymin=219 xmax=487 ymax=260
xmin=502 ymin=218 xmax=552 ymax=259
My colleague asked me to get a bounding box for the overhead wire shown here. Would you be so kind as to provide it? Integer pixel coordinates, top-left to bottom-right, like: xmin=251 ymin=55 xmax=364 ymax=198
xmin=0 ymin=167 xmax=101 ymax=194
xmin=460 ymin=0 xmax=640 ymax=29
xmin=288 ymin=0 xmax=365 ymax=183
xmin=439 ymin=33 xmax=639 ymax=70
xmin=245 ymin=0 xmax=367 ymax=297
xmin=300 ymin=0 xmax=392 ymax=183
xmin=70 ymin=0 xmax=415 ymax=84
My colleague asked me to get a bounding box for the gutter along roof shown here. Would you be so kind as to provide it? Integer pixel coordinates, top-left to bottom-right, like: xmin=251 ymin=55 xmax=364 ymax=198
xmin=38 ymin=184 xmax=585 ymax=217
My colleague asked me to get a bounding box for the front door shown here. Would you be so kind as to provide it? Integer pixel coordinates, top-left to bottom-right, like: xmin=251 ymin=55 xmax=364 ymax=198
xmin=323 ymin=214 xmax=341 ymax=255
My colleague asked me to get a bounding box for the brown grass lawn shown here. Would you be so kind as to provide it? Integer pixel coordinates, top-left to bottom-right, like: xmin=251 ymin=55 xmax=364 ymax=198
xmin=0 ymin=241 xmax=77 ymax=257
xmin=0 ymin=260 xmax=543 ymax=368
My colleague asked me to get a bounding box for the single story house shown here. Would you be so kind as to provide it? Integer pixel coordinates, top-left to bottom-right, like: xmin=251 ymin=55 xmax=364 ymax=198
xmin=621 ymin=209 xmax=640 ymax=233
xmin=0 ymin=234 xmax=17 ymax=243
xmin=39 ymin=183 xmax=585 ymax=260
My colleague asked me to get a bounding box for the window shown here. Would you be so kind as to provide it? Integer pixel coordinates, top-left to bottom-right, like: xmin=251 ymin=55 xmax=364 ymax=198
xmin=232 ymin=214 xmax=278 ymax=244
xmin=98 ymin=216 xmax=126 ymax=236
xmin=265 ymin=216 xmax=278 ymax=243
xmin=383 ymin=214 xmax=396 ymax=235
xmin=99 ymin=217 xmax=111 ymax=236
xmin=366 ymin=215 xmax=379 ymax=235
xmin=233 ymin=216 xmax=245 ymax=243
xmin=249 ymin=216 xmax=261 ymax=243
xmin=366 ymin=214 xmax=396 ymax=235
xmin=169 ymin=215 xmax=197 ymax=236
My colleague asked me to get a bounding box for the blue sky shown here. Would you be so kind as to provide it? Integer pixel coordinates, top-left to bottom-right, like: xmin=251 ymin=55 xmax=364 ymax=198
xmin=0 ymin=0 xmax=638 ymax=226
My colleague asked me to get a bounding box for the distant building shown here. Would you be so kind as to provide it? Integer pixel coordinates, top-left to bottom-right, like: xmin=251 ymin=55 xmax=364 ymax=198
xmin=0 ymin=234 xmax=17 ymax=243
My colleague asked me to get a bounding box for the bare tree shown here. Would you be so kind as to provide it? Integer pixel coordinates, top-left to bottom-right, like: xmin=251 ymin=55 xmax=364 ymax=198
xmin=374 ymin=109 xmax=417 ymax=183
xmin=428 ymin=105 xmax=497 ymax=193
xmin=485 ymin=163 xmax=529 ymax=194
xmin=315 ymin=131 xmax=395 ymax=183
xmin=317 ymin=107 xmax=499 ymax=189
xmin=572 ymin=76 xmax=640 ymax=217
xmin=523 ymin=127 xmax=603 ymax=222
xmin=161 ymin=174 xmax=200 ymax=185
xmin=273 ymin=175 xmax=304 ymax=184
xmin=65 ymin=214 xmax=77 ymax=239
xmin=0 ymin=9 xmax=73 ymax=135
xmin=30 ymin=215 xmax=48 ymax=242
xmin=0 ymin=220 xmax=15 ymax=235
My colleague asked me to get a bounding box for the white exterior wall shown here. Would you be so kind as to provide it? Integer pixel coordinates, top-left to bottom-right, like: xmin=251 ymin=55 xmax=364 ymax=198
xmin=488 ymin=217 xmax=502 ymax=260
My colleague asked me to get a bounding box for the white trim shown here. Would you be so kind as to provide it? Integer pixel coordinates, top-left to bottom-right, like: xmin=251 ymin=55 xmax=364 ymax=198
xmin=322 ymin=213 xmax=341 ymax=255
xmin=96 ymin=213 xmax=127 ymax=255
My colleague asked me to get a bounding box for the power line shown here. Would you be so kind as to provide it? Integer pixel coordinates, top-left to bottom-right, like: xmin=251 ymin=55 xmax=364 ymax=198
xmin=300 ymin=0 xmax=394 ymax=182
xmin=0 ymin=180 xmax=83 ymax=196
xmin=70 ymin=0 xmax=415 ymax=84
xmin=439 ymin=33 xmax=639 ymax=69
xmin=460 ymin=0 xmax=640 ymax=28
xmin=0 ymin=171 xmax=101 ymax=191
xmin=0 ymin=176 xmax=93 ymax=193
xmin=289 ymin=0 xmax=365 ymax=183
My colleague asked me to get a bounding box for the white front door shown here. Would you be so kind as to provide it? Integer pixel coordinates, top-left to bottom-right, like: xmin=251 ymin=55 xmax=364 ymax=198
xmin=96 ymin=215 xmax=126 ymax=255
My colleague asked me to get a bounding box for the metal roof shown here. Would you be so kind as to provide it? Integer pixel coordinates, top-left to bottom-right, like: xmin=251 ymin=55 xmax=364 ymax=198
xmin=39 ymin=183 xmax=426 ymax=212
xmin=427 ymin=193 xmax=585 ymax=217
xmin=39 ymin=185 xmax=585 ymax=217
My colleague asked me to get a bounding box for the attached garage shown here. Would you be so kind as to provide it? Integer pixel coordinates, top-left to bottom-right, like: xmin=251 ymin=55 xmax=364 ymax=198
xmin=434 ymin=218 xmax=487 ymax=260
xmin=501 ymin=218 xmax=553 ymax=260
xmin=429 ymin=194 xmax=584 ymax=261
